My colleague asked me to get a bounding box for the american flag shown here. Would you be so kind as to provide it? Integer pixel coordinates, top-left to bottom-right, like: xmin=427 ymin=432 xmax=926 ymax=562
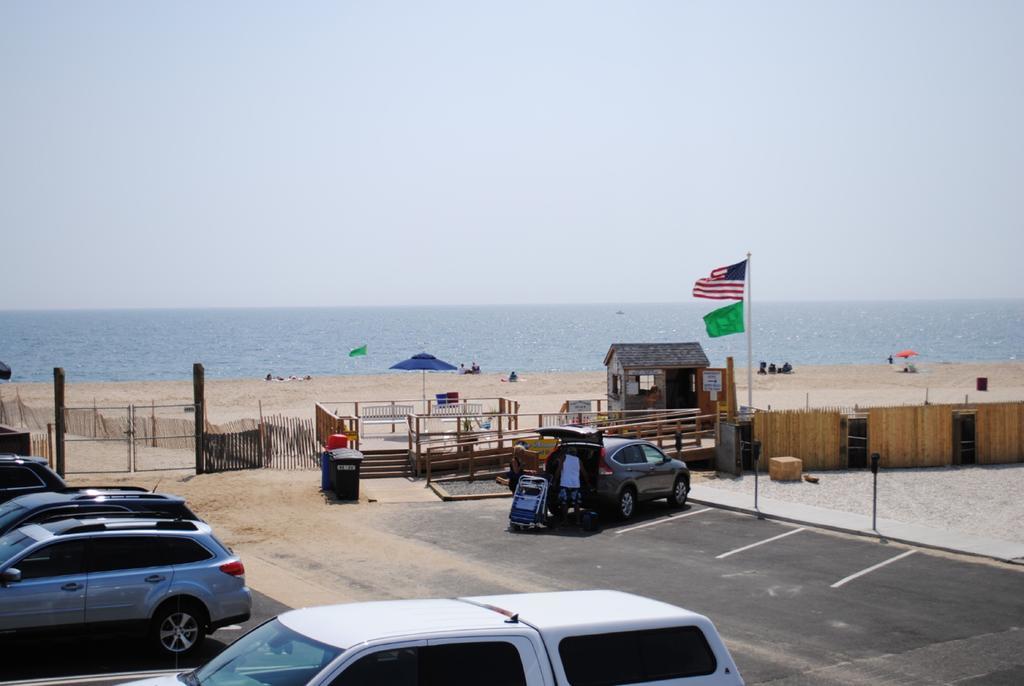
xmin=693 ymin=259 xmax=747 ymax=300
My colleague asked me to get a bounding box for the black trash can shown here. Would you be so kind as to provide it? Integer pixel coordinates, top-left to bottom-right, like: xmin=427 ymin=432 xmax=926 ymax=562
xmin=329 ymin=448 xmax=363 ymax=500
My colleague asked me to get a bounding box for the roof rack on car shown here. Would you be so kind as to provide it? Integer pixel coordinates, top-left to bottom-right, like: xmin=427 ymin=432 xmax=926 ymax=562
xmin=60 ymin=486 xmax=149 ymax=494
xmin=60 ymin=519 xmax=199 ymax=535
xmin=69 ymin=492 xmax=171 ymax=501
xmin=43 ymin=511 xmax=186 ymax=524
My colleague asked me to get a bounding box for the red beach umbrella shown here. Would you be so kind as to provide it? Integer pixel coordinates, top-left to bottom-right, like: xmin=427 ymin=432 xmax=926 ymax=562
xmin=894 ymin=350 xmax=918 ymax=359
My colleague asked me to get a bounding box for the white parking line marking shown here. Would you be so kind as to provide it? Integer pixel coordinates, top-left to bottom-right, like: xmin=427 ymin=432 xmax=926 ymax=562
xmin=715 ymin=527 xmax=806 ymax=559
xmin=3 ymin=670 xmax=180 ymax=685
xmin=831 ymin=549 xmax=916 ymax=588
xmin=615 ymin=507 xmax=713 ymax=534
xmin=221 ymin=624 xmax=243 ymax=630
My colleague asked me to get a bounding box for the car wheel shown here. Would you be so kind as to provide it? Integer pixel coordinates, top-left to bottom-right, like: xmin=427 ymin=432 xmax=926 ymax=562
xmin=151 ymin=599 xmax=207 ymax=657
xmin=617 ymin=486 xmax=637 ymax=521
xmin=668 ymin=476 xmax=690 ymax=507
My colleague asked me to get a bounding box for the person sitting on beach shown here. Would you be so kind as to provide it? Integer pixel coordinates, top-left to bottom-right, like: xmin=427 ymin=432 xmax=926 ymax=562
xmin=758 ymin=361 xmax=767 ymax=375
xmin=265 ymin=373 xmax=273 ymax=381
xmin=768 ymin=363 xmax=777 ymax=374
xmin=471 ymin=361 xmax=480 ymax=374
xmin=459 ymin=363 xmax=467 ymax=375
xmin=509 ymin=370 xmax=518 ymax=382
xmin=781 ymin=362 xmax=792 ymax=374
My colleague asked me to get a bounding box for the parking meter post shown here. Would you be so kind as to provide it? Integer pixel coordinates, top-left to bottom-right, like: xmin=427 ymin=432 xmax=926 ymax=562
xmin=753 ymin=440 xmax=762 ymax=518
xmin=870 ymin=452 xmax=880 ymax=533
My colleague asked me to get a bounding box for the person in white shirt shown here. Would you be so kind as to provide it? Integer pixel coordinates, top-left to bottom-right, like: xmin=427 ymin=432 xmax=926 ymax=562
xmin=556 ymin=448 xmax=590 ymax=524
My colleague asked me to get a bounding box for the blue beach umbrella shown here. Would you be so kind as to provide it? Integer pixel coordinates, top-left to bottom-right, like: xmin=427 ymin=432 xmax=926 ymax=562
xmin=390 ymin=352 xmax=458 ymax=401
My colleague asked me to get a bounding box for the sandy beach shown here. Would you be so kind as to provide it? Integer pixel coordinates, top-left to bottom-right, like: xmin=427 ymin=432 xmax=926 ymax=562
xmin=3 ymin=361 xmax=1022 ymax=426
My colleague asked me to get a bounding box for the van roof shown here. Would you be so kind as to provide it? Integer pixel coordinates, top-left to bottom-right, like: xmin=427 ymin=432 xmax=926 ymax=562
xmin=277 ymin=591 xmax=707 ymax=650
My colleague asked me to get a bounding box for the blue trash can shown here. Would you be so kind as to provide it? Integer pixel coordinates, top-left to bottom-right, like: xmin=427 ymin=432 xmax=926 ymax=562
xmin=320 ymin=451 xmax=332 ymax=491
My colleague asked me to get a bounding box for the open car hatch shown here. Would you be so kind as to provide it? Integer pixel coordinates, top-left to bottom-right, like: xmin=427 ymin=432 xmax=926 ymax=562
xmin=537 ymin=426 xmax=603 ymax=444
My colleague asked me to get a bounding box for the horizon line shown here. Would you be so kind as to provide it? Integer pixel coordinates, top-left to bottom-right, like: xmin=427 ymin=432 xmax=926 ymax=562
xmin=1 ymin=296 xmax=1023 ymax=313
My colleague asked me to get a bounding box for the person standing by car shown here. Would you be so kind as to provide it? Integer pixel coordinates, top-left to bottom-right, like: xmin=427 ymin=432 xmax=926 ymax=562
xmin=543 ymin=449 xmax=562 ymax=520
xmin=507 ymin=447 xmax=525 ymax=493
xmin=557 ymin=448 xmax=590 ymax=525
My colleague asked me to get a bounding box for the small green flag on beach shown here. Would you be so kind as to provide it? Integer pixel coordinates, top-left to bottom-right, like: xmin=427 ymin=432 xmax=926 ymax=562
xmin=703 ymin=302 xmax=744 ymax=338
xmin=348 ymin=344 xmax=367 ymax=358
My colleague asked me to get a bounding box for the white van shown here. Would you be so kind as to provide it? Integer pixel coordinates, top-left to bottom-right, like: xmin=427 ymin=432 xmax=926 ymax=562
xmin=126 ymin=590 xmax=743 ymax=685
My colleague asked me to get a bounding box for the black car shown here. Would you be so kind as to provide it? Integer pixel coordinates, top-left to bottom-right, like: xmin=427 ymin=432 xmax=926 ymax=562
xmin=0 ymin=454 xmax=148 ymax=505
xmin=0 ymin=455 xmax=67 ymax=504
xmin=0 ymin=490 xmax=200 ymax=535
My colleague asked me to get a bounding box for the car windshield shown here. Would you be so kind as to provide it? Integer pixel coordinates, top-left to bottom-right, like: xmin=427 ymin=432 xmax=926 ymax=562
xmin=191 ymin=618 xmax=343 ymax=686
xmin=0 ymin=501 xmax=27 ymax=533
xmin=0 ymin=530 xmax=36 ymax=564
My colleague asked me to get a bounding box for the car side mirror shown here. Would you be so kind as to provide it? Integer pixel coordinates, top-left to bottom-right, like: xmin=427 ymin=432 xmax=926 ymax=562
xmin=1 ymin=568 xmax=22 ymax=586
xmin=661 ymin=455 xmax=671 ymax=464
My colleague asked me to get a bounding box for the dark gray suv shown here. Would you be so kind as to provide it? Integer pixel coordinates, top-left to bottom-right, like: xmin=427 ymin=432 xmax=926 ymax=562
xmin=538 ymin=426 xmax=690 ymax=520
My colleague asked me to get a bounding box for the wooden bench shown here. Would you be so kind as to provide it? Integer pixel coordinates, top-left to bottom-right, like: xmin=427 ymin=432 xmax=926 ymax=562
xmin=360 ymin=404 xmax=415 ymax=425
xmin=431 ymin=402 xmax=484 ymax=418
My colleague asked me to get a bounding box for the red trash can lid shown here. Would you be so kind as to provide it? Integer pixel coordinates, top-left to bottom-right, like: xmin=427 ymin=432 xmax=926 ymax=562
xmin=326 ymin=434 xmax=349 ymax=450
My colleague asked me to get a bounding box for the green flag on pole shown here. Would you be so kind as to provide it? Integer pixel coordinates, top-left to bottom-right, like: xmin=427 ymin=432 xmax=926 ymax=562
xmin=703 ymin=302 xmax=744 ymax=338
xmin=348 ymin=344 xmax=367 ymax=357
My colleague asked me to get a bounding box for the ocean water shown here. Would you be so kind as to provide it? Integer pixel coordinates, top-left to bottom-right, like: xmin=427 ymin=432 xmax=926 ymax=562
xmin=0 ymin=300 xmax=1021 ymax=383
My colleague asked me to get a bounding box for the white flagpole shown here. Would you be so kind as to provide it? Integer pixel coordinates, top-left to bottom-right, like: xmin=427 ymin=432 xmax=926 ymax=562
xmin=746 ymin=251 xmax=753 ymax=410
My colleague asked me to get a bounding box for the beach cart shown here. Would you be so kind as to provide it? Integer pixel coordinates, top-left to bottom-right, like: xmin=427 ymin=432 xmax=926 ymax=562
xmin=509 ymin=475 xmax=550 ymax=531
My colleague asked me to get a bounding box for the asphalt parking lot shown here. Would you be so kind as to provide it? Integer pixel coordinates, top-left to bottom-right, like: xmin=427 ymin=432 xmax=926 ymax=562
xmin=1 ymin=590 xmax=288 ymax=684
xmin=5 ymin=498 xmax=1023 ymax=685
xmin=377 ymin=498 xmax=1024 ymax=685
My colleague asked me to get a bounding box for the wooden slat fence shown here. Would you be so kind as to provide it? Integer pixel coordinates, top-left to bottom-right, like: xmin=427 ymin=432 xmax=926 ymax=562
xmin=31 ymin=431 xmax=51 ymax=462
xmin=203 ymin=429 xmax=263 ymax=472
xmin=204 ymin=414 xmax=319 ymax=472
xmin=975 ymin=401 xmax=1024 ymax=465
xmin=750 ymin=402 xmax=1023 ymax=470
xmin=867 ymin=404 xmax=953 ymax=468
xmin=753 ymin=409 xmax=843 ymax=470
xmin=262 ymin=414 xmax=319 ymax=470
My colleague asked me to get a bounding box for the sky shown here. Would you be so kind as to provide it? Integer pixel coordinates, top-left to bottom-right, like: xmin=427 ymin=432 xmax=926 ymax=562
xmin=2 ymin=1 xmax=1022 ymax=309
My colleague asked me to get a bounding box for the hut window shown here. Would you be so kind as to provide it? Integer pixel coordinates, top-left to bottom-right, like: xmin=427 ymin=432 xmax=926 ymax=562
xmin=637 ymin=375 xmax=655 ymax=392
xmin=612 ymin=375 xmax=620 ymax=396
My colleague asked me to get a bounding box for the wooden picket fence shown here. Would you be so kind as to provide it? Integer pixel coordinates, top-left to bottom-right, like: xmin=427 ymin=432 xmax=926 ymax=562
xmin=203 ymin=414 xmax=318 ymax=473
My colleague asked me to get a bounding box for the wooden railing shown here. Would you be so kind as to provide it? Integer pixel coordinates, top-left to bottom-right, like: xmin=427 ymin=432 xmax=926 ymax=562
xmin=409 ymin=409 xmax=717 ymax=483
xmin=314 ymin=403 xmax=360 ymax=450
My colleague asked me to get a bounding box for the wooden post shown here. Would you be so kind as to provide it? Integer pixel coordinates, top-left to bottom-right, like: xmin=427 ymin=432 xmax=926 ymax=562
xmin=726 ymin=356 xmax=737 ymax=422
xmin=415 ymin=415 xmax=423 ymax=480
xmin=193 ymin=363 xmax=205 ymax=474
xmin=151 ymin=400 xmax=157 ymax=448
xmin=46 ymin=422 xmax=54 ymax=468
xmin=497 ymin=414 xmax=504 ymax=451
xmin=258 ymin=400 xmax=266 ymax=466
xmin=54 ymin=368 xmax=65 ymax=477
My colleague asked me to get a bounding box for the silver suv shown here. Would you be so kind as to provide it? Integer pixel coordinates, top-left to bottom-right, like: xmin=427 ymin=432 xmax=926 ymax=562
xmin=0 ymin=517 xmax=251 ymax=656
xmin=539 ymin=426 xmax=691 ymax=520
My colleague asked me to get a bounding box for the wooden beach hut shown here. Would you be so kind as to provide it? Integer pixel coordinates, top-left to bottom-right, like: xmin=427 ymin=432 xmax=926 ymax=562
xmin=604 ymin=343 xmax=720 ymax=415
